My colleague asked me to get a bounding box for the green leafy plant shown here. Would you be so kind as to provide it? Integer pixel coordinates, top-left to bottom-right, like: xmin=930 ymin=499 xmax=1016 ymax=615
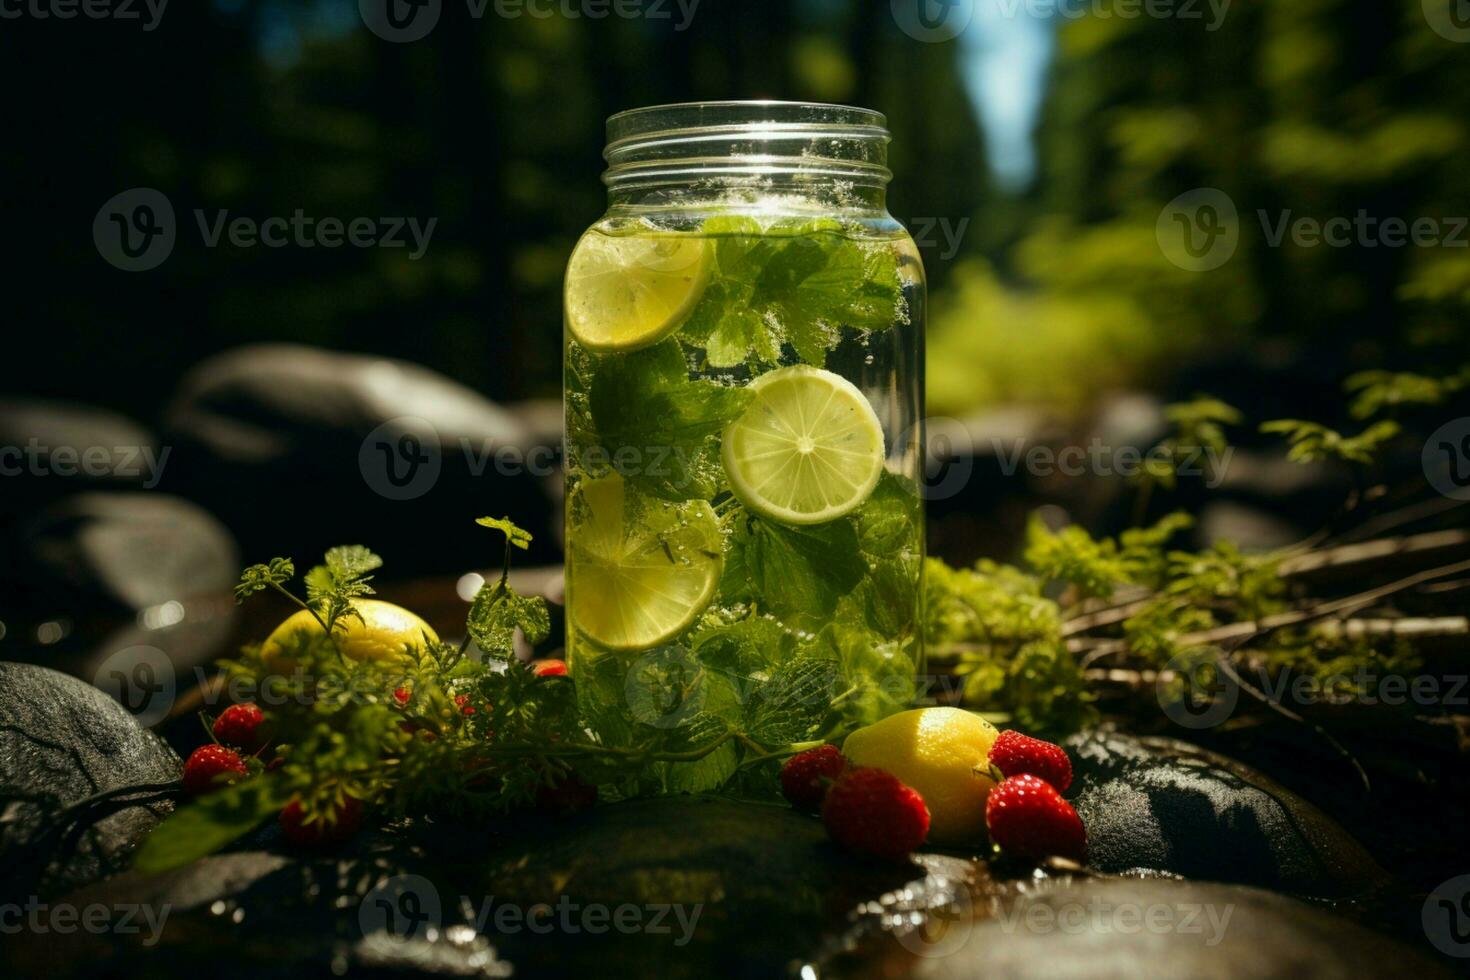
xmin=136 ymin=518 xmax=865 ymax=874
xmin=1259 ymin=419 xmax=1402 ymax=465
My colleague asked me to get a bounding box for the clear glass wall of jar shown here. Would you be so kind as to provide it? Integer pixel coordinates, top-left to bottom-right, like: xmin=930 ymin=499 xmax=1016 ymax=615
xmin=562 ymin=102 xmax=925 ymax=794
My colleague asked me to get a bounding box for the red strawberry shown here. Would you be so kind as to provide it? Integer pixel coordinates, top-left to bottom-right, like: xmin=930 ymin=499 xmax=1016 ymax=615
xmin=182 ymin=744 xmax=249 ymax=796
xmin=821 ymin=767 xmax=930 ymax=861
xmin=393 ymin=687 xmax=411 ymax=706
xmin=532 ymin=659 xmax=568 ymax=678
xmin=534 ymin=774 xmax=598 ymax=815
xmin=988 ymin=730 xmax=1073 ymax=792
xmin=454 ymin=694 xmax=475 ymax=716
xmin=212 ymin=703 xmax=267 ymax=752
xmin=985 ymin=774 xmax=1087 ymax=861
xmin=780 ymin=744 xmax=847 ymax=811
xmin=279 ymin=795 xmax=364 ymax=847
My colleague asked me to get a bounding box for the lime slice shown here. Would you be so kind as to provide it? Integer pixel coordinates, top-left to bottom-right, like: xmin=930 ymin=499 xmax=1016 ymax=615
xmin=565 ymin=231 xmax=712 ymax=352
xmin=722 ymin=365 xmax=886 ymax=525
xmin=568 ymin=473 xmax=723 ymax=650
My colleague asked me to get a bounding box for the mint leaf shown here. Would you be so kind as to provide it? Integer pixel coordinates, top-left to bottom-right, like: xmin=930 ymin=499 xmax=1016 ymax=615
xmin=856 ymin=473 xmax=922 ymax=555
xmin=467 ymin=584 xmax=551 ymax=657
xmin=744 ymin=657 xmax=841 ymax=744
xmin=325 ymin=545 xmax=383 ymax=580
xmin=726 ymin=511 xmax=865 ymax=630
xmin=808 ymin=623 xmax=915 ymax=728
xmin=681 ymin=281 xmax=782 ymax=368
xmin=589 ymin=340 xmax=752 ymax=500
xmin=476 ymin=517 xmax=533 ymax=550
xmin=133 ymin=779 xmax=281 ymax=874
xmin=305 ymin=545 xmax=382 ymax=629
xmin=690 ymin=615 xmax=801 ymax=677
xmin=660 ymin=739 xmax=739 ymax=794
xmin=682 ymin=218 xmax=906 ymax=368
xmin=842 ymin=556 xmax=921 ymax=637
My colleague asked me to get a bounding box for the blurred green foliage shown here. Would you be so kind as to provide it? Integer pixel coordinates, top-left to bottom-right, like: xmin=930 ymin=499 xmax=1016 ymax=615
xmin=6 ymin=0 xmax=1466 ymax=422
xmin=928 ymin=0 xmax=1470 ymax=417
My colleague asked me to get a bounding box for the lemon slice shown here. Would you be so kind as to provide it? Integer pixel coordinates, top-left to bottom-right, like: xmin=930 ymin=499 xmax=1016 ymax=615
xmin=565 ymin=230 xmax=712 ymax=352
xmin=568 ymin=473 xmax=723 ymax=650
xmin=722 ymin=365 xmax=886 ymax=525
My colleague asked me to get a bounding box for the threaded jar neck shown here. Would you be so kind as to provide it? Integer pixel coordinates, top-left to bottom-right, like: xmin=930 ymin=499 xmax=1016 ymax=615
xmin=602 ymin=101 xmax=892 ymax=211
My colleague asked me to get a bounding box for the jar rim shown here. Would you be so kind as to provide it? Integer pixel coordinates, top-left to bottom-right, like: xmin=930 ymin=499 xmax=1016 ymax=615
xmin=603 ymin=100 xmax=892 ymax=191
xmin=606 ymin=100 xmax=888 ymax=145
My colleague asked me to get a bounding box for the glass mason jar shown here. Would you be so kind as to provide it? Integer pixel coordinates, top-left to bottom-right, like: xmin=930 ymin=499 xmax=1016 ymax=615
xmin=562 ymin=102 xmax=925 ymax=793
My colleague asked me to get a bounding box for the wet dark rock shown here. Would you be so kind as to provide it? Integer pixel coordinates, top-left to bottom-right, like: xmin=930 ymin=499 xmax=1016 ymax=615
xmin=0 ymin=400 xmax=159 ymax=517
xmin=12 ymin=798 xmax=967 ymax=979
xmin=828 ymin=876 xmax=1451 ymax=980
xmin=1064 ymin=729 xmax=1392 ymax=900
xmin=161 ymin=344 xmax=558 ymax=576
xmin=10 ymin=794 xmax=1448 ymax=979
xmin=0 ymin=663 xmax=181 ymax=902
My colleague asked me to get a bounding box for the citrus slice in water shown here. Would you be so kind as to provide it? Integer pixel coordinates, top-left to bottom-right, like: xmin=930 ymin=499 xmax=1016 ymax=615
xmin=723 ymin=365 xmax=886 ymax=525
xmin=568 ymin=473 xmax=723 ymax=650
xmin=564 ymin=231 xmax=712 ymax=352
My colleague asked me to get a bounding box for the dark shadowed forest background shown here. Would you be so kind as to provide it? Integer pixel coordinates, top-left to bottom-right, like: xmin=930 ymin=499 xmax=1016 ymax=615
xmin=3 ymin=0 xmax=1468 ymax=573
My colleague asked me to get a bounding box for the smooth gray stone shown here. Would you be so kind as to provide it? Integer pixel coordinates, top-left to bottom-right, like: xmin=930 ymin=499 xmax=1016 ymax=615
xmin=160 ymin=343 xmax=556 ymax=573
xmin=6 ymin=492 xmax=238 ymax=614
xmin=0 ymin=400 xmax=159 ymax=515
xmin=882 ymin=877 xmax=1450 ymax=980
xmin=0 ymin=663 xmax=180 ymax=900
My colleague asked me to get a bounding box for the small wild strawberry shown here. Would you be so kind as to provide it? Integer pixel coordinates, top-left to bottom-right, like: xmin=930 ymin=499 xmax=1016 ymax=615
xmin=985 ymin=774 xmax=1086 ymax=861
xmin=212 ymin=703 xmax=267 ymax=752
xmin=780 ymin=745 xmax=847 ymax=811
xmin=182 ymin=744 xmax=249 ymax=796
xmin=988 ymin=730 xmax=1073 ymax=792
xmin=279 ymin=795 xmax=364 ymax=847
xmin=821 ymin=767 xmax=930 ymax=861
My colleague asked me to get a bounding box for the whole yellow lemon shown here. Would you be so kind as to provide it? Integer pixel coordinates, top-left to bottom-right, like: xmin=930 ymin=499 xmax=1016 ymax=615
xmin=260 ymin=599 xmax=440 ymax=674
xmin=842 ymin=707 xmax=1000 ymax=846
